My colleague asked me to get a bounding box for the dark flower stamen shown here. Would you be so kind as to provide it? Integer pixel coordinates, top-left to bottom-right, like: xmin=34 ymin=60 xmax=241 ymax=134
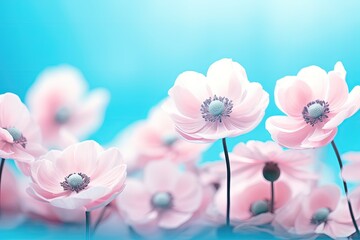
xmin=60 ymin=172 xmax=90 ymax=193
xmin=5 ymin=127 xmax=27 ymax=148
xmin=201 ymin=95 xmax=233 ymax=123
xmin=302 ymin=100 xmax=330 ymax=126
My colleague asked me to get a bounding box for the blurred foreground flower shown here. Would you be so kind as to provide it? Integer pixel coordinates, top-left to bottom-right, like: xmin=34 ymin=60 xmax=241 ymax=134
xmin=115 ymin=101 xmax=209 ymax=172
xmin=26 ymin=66 xmax=110 ymax=149
xmin=27 ymin=140 xmax=126 ymax=211
xmin=117 ymin=160 xmax=205 ymax=236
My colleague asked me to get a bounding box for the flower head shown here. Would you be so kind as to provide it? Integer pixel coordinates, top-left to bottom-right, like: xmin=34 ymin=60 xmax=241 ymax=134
xmin=215 ymin=180 xmax=291 ymax=224
xmin=0 ymin=93 xmax=45 ymax=174
xmin=287 ymin=185 xmax=355 ymax=239
xmin=28 ymin=140 xmax=126 ymax=211
xmin=163 ymin=58 xmax=269 ymax=143
xmin=26 ymin=66 xmax=110 ymax=148
xmin=117 ymin=160 xmax=203 ymax=233
xmin=229 ymin=141 xmax=317 ymax=188
xmin=266 ymin=62 xmax=360 ymax=149
xmin=115 ymin=101 xmax=209 ymax=172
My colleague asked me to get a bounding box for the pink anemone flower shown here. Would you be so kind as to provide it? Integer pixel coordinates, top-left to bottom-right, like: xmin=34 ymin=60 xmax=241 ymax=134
xmin=115 ymin=101 xmax=209 ymax=170
xmin=0 ymin=165 xmax=25 ymax=229
xmin=163 ymin=58 xmax=269 ymax=143
xmin=26 ymin=65 xmax=110 ymax=148
xmin=27 ymin=140 xmax=126 ymax=211
xmin=266 ymin=62 xmax=360 ymax=149
xmin=117 ymin=160 xmax=203 ymax=233
xmin=342 ymin=152 xmax=360 ymax=182
xmin=215 ymin=180 xmax=292 ymax=225
xmin=228 ymin=141 xmax=317 ymax=194
xmin=0 ymin=93 xmax=45 ymax=174
xmin=292 ymin=185 xmax=355 ymax=238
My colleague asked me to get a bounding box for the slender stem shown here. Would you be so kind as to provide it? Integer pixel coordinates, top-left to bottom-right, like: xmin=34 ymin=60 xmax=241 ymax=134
xmin=270 ymin=181 xmax=274 ymax=214
xmin=222 ymin=138 xmax=231 ymax=226
xmin=0 ymin=158 xmax=5 ymax=214
xmin=331 ymin=141 xmax=359 ymax=234
xmin=86 ymin=211 xmax=91 ymax=240
xmin=92 ymin=204 xmax=110 ymax=234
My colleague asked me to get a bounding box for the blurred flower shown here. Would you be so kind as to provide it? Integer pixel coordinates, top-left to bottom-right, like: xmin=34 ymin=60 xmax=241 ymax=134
xmin=19 ymin=176 xmax=113 ymax=224
xmin=0 ymin=165 xmax=25 ymax=229
xmin=26 ymin=65 xmax=110 ymax=148
xmin=117 ymin=160 xmax=204 ymax=234
xmin=163 ymin=58 xmax=269 ymax=143
xmin=27 ymin=140 xmax=126 ymax=211
xmin=266 ymin=62 xmax=360 ymax=149
xmin=215 ymin=180 xmax=291 ymax=224
xmin=0 ymin=93 xmax=45 ymax=174
xmin=229 ymin=141 xmax=317 ymax=194
xmin=342 ymin=152 xmax=360 ymax=182
xmin=114 ymin=101 xmax=209 ymax=172
xmin=275 ymin=185 xmax=354 ymax=239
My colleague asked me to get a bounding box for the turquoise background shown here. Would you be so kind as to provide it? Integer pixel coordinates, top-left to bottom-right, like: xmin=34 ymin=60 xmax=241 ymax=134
xmin=0 ymin=0 xmax=360 ymax=239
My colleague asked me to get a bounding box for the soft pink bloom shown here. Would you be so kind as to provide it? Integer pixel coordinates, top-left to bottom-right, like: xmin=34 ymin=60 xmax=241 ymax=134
xmin=117 ymin=160 xmax=203 ymax=234
xmin=115 ymin=102 xmax=209 ymax=171
xmin=0 ymin=93 xmax=45 ymax=174
xmin=26 ymin=66 xmax=110 ymax=148
xmin=163 ymin=58 xmax=269 ymax=143
xmin=27 ymin=140 xmax=126 ymax=211
xmin=0 ymin=165 xmax=25 ymax=228
xmin=266 ymin=62 xmax=360 ymax=149
xmin=229 ymin=141 xmax=317 ymax=195
xmin=215 ymin=180 xmax=292 ymax=225
xmin=0 ymin=165 xmax=21 ymax=214
xmin=290 ymin=185 xmax=355 ymax=238
xmin=342 ymin=152 xmax=360 ymax=182
xmin=19 ymin=177 xmax=113 ymax=224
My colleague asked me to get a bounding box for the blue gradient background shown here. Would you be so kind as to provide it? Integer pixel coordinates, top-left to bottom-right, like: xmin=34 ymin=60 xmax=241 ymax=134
xmin=1 ymin=1 xmax=360 ymax=239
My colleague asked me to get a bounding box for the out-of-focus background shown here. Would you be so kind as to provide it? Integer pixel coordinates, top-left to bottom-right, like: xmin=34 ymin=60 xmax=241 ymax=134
xmin=1 ymin=0 xmax=360 ymax=239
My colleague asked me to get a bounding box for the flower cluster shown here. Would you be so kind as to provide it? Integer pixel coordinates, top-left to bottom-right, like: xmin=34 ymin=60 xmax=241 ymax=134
xmin=1 ymin=60 xmax=360 ymax=240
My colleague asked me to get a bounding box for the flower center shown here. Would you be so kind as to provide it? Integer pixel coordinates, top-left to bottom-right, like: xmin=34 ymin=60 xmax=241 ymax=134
xmin=311 ymin=207 xmax=330 ymax=225
xmin=262 ymin=162 xmax=281 ymax=182
xmin=60 ymin=173 xmax=90 ymax=193
xmin=55 ymin=107 xmax=71 ymax=124
xmin=209 ymin=100 xmax=225 ymax=116
xmin=250 ymin=200 xmax=269 ymax=216
xmin=151 ymin=192 xmax=173 ymax=209
xmin=162 ymin=134 xmax=178 ymax=146
xmin=302 ymin=100 xmax=330 ymax=126
xmin=201 ymin=95 xmax=233 ymax=123
xmin=5 ymin=127 xmax=27 ymax=148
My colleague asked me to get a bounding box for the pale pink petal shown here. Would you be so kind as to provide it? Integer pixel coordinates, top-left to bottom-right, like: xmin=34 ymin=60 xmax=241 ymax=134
xmin=343 ymin=152 xmax=360 ymax=162
xmin=144 ymin=161 xmax=181 ymax=193
xmin=297 ymin=65 xmax=328 ymax=99
xmin=158 ymin=210 xmax=192 ymax=229
xmin=323 ymin=86 xmax=360 ymax=129
xmin=342 ymin=162 xmax=360 ymax=182
xmin=68 ymin=89 xmax=110 ymax=137
xmin=326 ymin=71 xmax=349 ymax=111
xmin=206 ymin=58 xmax=249 ymax=100
xmin=117 ymin=180 xmax=152 ymax=221
xmin=275 ymin=76 xmax=312 ymax=117
xmin=58 ymin=140 xmax=100 ymax=176
xmin=172 ymin=173 xmax=202 ymax=213
xmin=171 ymin=71 xmax=211 ymax=102
xmin=334 ymin=61 xmax=346 ymax=79
xmin=266 ymin=116 xmax=313 ymax=149
xmin=302 ymin=185 xmax=341 ymax=219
